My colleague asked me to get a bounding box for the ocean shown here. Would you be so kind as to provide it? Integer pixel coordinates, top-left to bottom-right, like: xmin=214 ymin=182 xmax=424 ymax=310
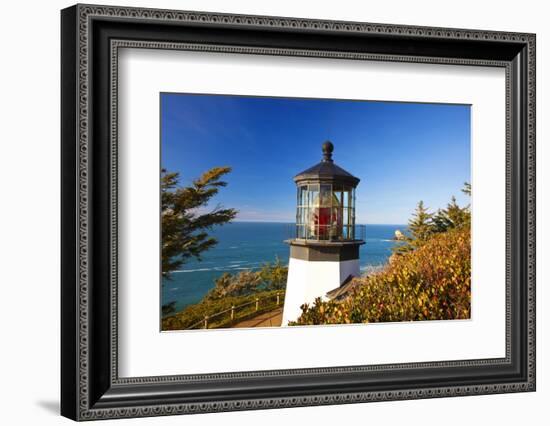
xmin=162 ymin=222 xmax=405 ymax=314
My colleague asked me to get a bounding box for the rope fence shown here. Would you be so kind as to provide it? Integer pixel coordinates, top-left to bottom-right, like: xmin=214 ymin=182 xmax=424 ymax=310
xmin=186 ymin=291 xmax=285 ymax=330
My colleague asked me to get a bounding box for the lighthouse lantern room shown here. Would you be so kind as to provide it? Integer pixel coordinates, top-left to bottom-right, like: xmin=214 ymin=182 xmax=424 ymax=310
xmin=282 ymin=141 xmax=365 ymax=325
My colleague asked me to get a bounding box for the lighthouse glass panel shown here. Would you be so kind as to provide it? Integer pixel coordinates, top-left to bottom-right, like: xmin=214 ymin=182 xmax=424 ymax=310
xmin=296 ymin=183 xmax=356 ymax=241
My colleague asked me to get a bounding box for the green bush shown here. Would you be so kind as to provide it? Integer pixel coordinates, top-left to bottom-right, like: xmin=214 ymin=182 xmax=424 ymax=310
xmin=204 ymin=257 xmax=287 ymax=301
xmin=162 ymin=259 xmax=288 ymax=330
xmin=162 ymin=290 xmax=284 ymax=330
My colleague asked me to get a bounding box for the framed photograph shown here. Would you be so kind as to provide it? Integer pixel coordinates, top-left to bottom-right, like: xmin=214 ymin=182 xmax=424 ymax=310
xmin=61 ymin=4 xmax=536 ymax=421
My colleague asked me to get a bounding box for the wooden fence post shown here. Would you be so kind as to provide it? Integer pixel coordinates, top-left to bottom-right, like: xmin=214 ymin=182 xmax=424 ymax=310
xmin=276 ymin=293 xmax=280 ymax=306
xmin=231 ymin=306 xmax=235 ymax=320
xmin=255 ymin=298 xmax=259 ymax=311
xmin=204 ymin=316 xmax=209 ymax=329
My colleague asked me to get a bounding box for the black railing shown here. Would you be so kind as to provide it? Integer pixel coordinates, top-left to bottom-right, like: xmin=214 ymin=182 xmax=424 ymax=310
xmin=286 ymin=223 xmax=366 ymax=242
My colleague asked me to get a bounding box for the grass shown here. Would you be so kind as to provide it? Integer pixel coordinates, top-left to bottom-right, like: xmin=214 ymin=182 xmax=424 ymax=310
xmin=162 ymin=289 xmax=285 ymax=330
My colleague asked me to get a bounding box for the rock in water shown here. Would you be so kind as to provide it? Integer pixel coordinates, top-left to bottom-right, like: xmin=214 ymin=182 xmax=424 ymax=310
xmin=394 ymin=229 xmax=406 ymax=241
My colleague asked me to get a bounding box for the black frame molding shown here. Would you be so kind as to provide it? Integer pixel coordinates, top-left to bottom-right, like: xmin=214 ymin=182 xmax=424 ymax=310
xmin=61 ymin=4 xmax=536 ymax=421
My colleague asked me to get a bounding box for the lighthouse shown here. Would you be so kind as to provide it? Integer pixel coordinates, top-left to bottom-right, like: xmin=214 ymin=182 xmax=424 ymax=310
xmin=281 ymin=141 xmax=364 ymax=325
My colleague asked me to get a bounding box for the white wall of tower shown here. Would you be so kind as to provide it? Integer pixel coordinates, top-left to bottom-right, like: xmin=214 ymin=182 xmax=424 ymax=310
xmin=281 ymin=258 xmax=360 ymax=325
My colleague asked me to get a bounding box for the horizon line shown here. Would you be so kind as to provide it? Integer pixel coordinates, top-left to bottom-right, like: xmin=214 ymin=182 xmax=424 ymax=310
xmin=231 ymin=220 xmax=408 ymax=226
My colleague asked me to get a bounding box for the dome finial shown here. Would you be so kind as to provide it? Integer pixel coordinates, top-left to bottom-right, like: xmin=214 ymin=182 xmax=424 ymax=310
xmin=322 ymin=141 xmax=334 ymax=162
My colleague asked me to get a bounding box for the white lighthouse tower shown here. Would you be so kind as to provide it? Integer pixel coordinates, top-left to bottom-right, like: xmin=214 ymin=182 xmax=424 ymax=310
xmin=282 ymin=141 xmax=364 ymax=325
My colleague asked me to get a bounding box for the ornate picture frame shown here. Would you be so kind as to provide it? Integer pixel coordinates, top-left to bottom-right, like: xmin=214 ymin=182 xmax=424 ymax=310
xmin=61 ymin=4 xmax=536 ymax=421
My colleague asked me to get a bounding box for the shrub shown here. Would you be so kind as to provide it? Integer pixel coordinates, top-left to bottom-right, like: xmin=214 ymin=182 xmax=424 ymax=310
xmin=204 ymin=258 xmax=288 ymax=301
xmin=162 ymin=290 xmax=284 ymax=330
xmin=162 ymin=259 xmax=288 ymax=330
xmin=291 ymin=226 xmax=471 ymax=325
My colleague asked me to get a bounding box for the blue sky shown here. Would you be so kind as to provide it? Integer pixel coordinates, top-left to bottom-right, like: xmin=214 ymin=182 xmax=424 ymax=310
xmin=161 ymin=93 xmax=471 ymax=224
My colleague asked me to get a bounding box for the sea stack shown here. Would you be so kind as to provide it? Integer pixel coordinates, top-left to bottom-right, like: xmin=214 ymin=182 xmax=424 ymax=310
xmin=394 ymin=229 xmax=406 ymax=241
xmin=281 ymin=142 xmax=365 ymax=325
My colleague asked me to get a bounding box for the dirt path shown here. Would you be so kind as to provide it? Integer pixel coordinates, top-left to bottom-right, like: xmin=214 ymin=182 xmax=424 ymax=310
xmin=231 ymin=307 xmax=283 ymax=328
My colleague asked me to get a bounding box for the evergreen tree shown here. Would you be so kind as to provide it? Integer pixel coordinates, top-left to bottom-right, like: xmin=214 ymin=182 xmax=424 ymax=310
xmin=432 ymin=184 xmax=471 ymax=233
xmin=392 ymin=184 xmax=471 ymax=256
xmin=462 ymin=182 xmax=472 ymax=197
xmin=408 ymin=200 xmax=434 ymax=243
xmin=161 ymin=167 xmax=237 ymax=278
xmin=393 ymin=200 xmax=433 ymax=254
xmin=432 ymin=196 xmax=459 ymax=232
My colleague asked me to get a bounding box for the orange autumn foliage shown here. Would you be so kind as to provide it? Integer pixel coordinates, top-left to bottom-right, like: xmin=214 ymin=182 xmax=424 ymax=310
xmin=290 ymin=226 xmax=471 ymax=325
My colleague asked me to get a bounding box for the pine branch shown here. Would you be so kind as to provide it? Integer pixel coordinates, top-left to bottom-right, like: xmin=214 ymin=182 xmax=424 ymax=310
xmin=161 ymin=167 xmax=238 ymax=278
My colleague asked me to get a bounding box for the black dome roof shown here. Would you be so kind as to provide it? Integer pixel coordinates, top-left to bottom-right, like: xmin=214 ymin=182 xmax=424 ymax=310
xmin=293 ymin=141 xmax=360 ymax=187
